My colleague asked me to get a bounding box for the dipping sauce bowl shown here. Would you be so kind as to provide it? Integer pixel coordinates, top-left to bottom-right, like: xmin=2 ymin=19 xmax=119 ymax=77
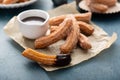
xmin=17 ymin=9 xmax=49 ymax=39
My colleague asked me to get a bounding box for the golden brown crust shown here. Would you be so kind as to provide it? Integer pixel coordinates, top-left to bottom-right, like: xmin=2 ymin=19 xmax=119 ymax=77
xmin=78 ymin=33 xmax=92 ymax=50
xmin=22 ymin=48 xmax=56 ymax=65
xmin=2 ymin=0 xmax=18 ymax=4
xmin=22 ymin=48 xmax=72 ymax=66
xmin=0 ymin=0 xmax=3 ymax=3
xmin=49 ymin=15 xmax=66 ymax=26
xmin=50 ymin=26 xmax=59 ymax=33
xmin=60 ymin=15 xmax=79 ymax=54
xmin=49 ymin=12 xmax=92 ymax=26
xmin=88 ymin=3 xmax=108 ymax=13
xmin=35 ymin=17 xmax=72 ymax=49
xmin=74 ymin=12 xmax=92 ymax=23
xmin=91 ymin=0 xmax=117 ymax=7
xmin=78 ymin=21 xmax=94 ymax=36
xmin=50 ymin=21 xmax=94 ymax=36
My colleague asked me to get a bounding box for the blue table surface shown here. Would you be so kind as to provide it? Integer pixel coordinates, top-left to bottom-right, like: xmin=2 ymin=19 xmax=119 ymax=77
xmin=0 ymin=0 xmax=120 ymax=80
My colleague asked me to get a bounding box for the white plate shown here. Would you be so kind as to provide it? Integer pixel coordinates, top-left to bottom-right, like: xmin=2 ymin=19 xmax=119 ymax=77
xmin=0 ymin=0 xmax=37 ymax=8
xmin=79 ymin=0 xmax=120 ymax=14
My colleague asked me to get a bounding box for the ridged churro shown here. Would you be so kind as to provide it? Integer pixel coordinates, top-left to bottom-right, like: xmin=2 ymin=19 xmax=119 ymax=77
xmin=88 ymin=3 xmax=108 ymax=13
xmin=22 ymin=48 xmax=71 ymax=66
xmin=78 ymin=33 xmax=92 ymax=50
xmin=86 ymin=0 xmax=117 ymax=13
xmin=60 ymin=15 xmax=79 ymax=54
xmin=35 ymin=17 xmax=72 ymax=49
xmin=49 ymin=12 xmax=91 ymax=26
xmin=91 ymin=0 xmax=117 ymax=7
xmin=50 ymin=21 xmax=94 ymax=36
xmin=78 ymin=21 xmax=94 ymax=36
xmin=2 ymin=0 xmax=18 ymax=4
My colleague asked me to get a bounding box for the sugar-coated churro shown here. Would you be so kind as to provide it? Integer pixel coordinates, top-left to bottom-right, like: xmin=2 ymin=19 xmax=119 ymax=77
xmin=78 ymin=33 xmax=92 ymax=50
xmin=35 ymin=17 xmax=72 ymax=48
xmin=60 ymin=15 xmax=79 ymax=54
xmin=49 ymin=12 xmax=92 ymax=26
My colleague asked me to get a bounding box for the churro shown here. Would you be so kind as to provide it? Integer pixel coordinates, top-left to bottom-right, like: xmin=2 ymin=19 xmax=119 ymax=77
xmin=91 ymin=0 xmax=117 ymax=7
xmin=60 ymin=15 xmax=79 ymax=54
xmin=50 ymin=21 xmax=94 ymax=36
xmin=86 ymin=0 xmax=117 ymax=13
xmin=18 ymin=0 xmax=29 ymax=2
xmin=88 ymin=3 xmax=108 ymax=13
xmin=22 ymin=48 xmax=71 ymax=66
xmin=49 ymin=12 xmax=92 ymax=26
xmin=78 ymin=33 xmax=92 ymax=50
xmin=35 ymin=17 xmax=72 ymax=48
xmin=78 ymin=21 xmax=94 ymax=36
xmin=2 ymin=0 xmax=18 ymax=4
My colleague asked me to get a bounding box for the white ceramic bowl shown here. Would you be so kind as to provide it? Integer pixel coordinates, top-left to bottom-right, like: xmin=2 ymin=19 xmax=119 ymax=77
xmin=17 ymin=9 xmax=49 ymax=39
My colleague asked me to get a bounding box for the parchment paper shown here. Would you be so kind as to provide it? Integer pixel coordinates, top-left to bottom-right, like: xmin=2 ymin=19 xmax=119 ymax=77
xmin=4 ymin=2 xmax=117 ymax=71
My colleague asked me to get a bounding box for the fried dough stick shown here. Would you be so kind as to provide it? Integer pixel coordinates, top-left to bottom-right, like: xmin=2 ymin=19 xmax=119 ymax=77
xmin=2 ymin=0 xmax=18 ymax=4
xmin=78 ymin=21 xmax=94 ymax=36
xmin=60 ymin=15 xmax=79 ymax=54
xmin=22 ymin=48 xmax=71 ymax=66
xmin=88 ymin=3 xmax=108 ymax=13
xmin=50 ymin=21 xmax=94 ymax=36
xmin=90 ymin=0 xmax=117 ymax=7
xmin=78 ymin=33 xmax=92 ymax=50
xmin=49 ymin=12 xmax=92 ymax=26
xmin=35 ymin=17 xmax=72 ymax=49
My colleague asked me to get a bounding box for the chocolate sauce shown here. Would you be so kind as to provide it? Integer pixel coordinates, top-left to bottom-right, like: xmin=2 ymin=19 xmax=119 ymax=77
xmin=22 ymin=16 xmax=45 ymax=25
xmin=55 ymin=54 xmax=71 ymax=66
